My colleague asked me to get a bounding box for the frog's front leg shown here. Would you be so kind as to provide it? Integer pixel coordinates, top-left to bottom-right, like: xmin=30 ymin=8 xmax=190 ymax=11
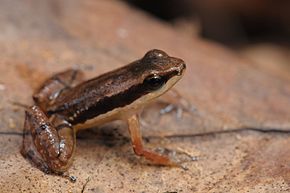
xmin=127 ymin=114 xmax=177 ymax=166
xmin=21 ymin=106 xmax=76 ymax=173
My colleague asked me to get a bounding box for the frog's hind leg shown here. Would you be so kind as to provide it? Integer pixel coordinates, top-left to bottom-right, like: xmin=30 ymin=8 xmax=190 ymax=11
xmin=33 ymin=69 xmax=84 ymax=110
xmin=21 ymin=105 xmax=76 ymax=173
xmin=21 ymin=112 xmax=50 ymax=173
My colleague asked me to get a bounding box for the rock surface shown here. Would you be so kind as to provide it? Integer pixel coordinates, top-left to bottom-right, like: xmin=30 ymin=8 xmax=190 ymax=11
xmin=0 ymin=0 xmax=290 ymax=192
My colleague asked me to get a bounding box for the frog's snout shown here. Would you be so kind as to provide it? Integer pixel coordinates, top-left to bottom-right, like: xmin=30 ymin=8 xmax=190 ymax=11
xmin=177 ymin=62 xmax=186 ymax=76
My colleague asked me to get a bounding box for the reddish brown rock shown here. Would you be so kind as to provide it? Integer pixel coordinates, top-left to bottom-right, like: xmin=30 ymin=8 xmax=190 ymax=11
xmin=0 ymin=0 xmax=289 ymax=192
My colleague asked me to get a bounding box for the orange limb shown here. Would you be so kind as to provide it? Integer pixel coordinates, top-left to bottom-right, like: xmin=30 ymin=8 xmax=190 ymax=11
xmin=127 ymin=114 xmax=177 ymax=166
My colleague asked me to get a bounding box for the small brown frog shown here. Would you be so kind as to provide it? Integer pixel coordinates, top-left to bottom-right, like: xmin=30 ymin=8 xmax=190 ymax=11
xmin=21 ymin=49 xmax=186 ymax=174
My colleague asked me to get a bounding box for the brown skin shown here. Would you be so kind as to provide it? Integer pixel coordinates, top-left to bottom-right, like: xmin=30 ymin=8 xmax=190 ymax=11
xmin=21 ymin=49 xmax=186 ymax=174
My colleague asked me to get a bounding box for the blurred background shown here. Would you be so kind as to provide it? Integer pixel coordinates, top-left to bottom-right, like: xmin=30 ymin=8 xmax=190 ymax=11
xmin=126 ymin=0 xmax=290 ymax=77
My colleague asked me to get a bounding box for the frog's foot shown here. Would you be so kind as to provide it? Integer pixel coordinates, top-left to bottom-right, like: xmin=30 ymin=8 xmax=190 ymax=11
xmin=154 ymin=147 xmax=199 ymax=170
xmin=159 ymin=89 xmax=197 ymax=120
xmin=21 ymin=139 xmax=77 ymax=182
xmin=21 ymin=105 xmax=76 ymax=174
xmin=33 ymin=69 xmax=85 ymax=110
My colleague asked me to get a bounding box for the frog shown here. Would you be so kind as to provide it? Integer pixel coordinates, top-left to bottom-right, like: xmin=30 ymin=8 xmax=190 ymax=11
xmin=21 ymin=49 xmax=186 ymax=176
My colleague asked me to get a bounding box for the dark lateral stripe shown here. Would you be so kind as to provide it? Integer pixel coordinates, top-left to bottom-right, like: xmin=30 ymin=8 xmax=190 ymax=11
xmin=49 ymin=70 xmax=178 ymax=125
xmin=70 ymin=72 xmax=177 ymax=125
xmin=70 ymin=82 xmax=150 ymax=124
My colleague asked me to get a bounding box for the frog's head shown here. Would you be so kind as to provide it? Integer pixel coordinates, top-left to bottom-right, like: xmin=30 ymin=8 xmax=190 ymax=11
xmin=134 ymin=49 xmax=186 ymax=95
xmin=125 ymin=49 xmax=186 ymax=105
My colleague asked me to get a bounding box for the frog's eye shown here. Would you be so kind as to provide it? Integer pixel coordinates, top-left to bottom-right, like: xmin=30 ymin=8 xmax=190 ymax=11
xmin=143 ymin=49 xmax=168 ymax=60
xmin=144 ymin=74 xmax=165 ymax=90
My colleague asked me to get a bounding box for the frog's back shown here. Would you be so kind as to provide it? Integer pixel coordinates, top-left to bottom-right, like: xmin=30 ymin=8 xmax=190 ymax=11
xmin=46 ymin=62 xmax=144 ymax=124
xmin=46 ymin=49 xmax=185 ymax=124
